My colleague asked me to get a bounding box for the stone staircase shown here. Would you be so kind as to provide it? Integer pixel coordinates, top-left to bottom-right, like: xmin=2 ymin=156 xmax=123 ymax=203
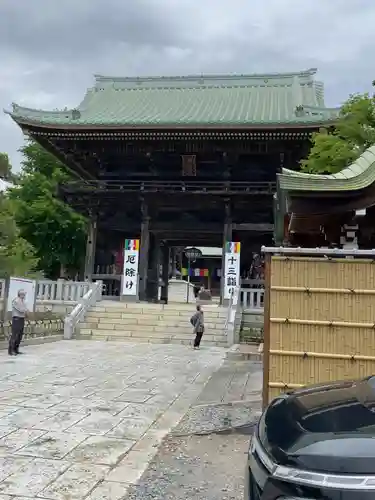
xmin=77 ymin=300 xmax=229 ymax=347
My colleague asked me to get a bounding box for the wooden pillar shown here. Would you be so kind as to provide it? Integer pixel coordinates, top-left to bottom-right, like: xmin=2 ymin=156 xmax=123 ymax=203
xmin=147 ymin=234 xmax=161 ymax=302
xmin=160 ymin=242 xmax=170 ymax=304
xmin=84 ymin=216 xmax=97 ymax=281
xmin=207 ymin=260 xmax=212 ymax=292
xmin=220 ymin=201 xmax=232 ymax=305
xmin=171 ymin=247 xmax=177 ymax=278
xmin=138 ymin=202 xmax=150 ymax=302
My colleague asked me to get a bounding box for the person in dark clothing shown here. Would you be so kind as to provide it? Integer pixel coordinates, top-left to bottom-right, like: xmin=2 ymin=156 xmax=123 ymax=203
xmin=8 ymin=289 xmax=28 ymax=356
xmin=190 ymin=305 xmax=205 ymax=349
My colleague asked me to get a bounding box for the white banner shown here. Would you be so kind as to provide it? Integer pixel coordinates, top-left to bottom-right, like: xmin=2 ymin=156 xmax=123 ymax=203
xmin=7 ymin=277 xmax=36 ymax=312
xmin=224 ymin=242 xmax=241 ymax=300
xmin=122 ymin=239 xmax=140 ymax=296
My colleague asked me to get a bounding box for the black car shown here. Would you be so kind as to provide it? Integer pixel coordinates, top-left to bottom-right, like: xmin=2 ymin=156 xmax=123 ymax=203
xmin=246 ymin=376 xmax=375 ymax=499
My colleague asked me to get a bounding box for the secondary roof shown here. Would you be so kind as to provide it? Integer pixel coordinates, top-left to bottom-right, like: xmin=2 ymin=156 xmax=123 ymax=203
xmin=278 ymin=145 xmax=375 ymax=193
xmin=6 ymin=68 xmax=338 ymax=129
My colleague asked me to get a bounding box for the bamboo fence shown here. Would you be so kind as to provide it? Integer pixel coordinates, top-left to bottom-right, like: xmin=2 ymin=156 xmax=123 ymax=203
xmin=263 ymin=255 xmax=375 ymax=405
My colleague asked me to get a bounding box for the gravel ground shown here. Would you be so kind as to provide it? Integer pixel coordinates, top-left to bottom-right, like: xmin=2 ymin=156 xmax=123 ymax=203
xmin=174 ymin=400 xmax=261 ymax=436
xmin=124 ymin=394 xmax=260 ymax=500
xmin=125 ymin=430 xmax=252 ymax=500
xmin=124 ymin=360 xmax=262 ymax=500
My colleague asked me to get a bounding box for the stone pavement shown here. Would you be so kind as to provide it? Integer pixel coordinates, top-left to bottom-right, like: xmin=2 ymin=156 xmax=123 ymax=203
xmin=196 ymin=359 xmax=262 ymax=405
xmin=0 ymin=340 xmax=224 ymax=499
xmin=174 ymin=360 xmax=263 ymax=437
xmin=124 ymin=360 xmax=263 ymax=500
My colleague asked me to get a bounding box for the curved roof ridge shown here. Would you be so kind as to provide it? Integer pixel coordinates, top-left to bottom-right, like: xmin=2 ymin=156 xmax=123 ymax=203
xmin=278 ymin=145 xmax=375 ymax=192
xmin=4 ymin=102 xmax=81 ymax=123
xmin=94 ymin=68 xmax=317 ymax=85
xmin=9 ymin=103 xmax=73 ymax=115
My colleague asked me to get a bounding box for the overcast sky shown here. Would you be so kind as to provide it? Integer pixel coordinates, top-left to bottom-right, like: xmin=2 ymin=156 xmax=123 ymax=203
xmin=1 ymin=0 xmax=374 ymax=170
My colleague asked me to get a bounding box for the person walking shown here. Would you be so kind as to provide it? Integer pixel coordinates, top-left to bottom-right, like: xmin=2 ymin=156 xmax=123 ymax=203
xmin=8 ymin=289 xmax=28 ymax=356
xmin=190 ymin=305 xmax=204 ymax=350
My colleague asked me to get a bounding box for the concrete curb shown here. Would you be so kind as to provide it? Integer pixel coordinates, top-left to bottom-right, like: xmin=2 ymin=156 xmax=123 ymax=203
xmin=193 ymin=395 xmax=262 ymax=409
xmin=225 ymin=343 xmax=263 ymax=361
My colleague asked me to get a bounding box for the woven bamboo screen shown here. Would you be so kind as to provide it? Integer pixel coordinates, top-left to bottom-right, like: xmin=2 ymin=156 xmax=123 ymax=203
xmin=264 ymin=256 xmax=375 ymax=404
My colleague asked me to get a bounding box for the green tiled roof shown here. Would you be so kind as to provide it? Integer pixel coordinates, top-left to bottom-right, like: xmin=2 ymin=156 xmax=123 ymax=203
xmin=6 ymin=68 xmax=339 ymax=128
xmin=278 ymin=145 xmax=375 ymax=192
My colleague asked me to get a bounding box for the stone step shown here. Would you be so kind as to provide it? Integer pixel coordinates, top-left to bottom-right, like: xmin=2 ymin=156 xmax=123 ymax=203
xmin=79 ymin=325 xmax=226 ymax=338
xmin=93 ymin=301 xmax=226 ymax=309
xmin=93 ymin=301 xmax=226 ymax=310
xmin=85 ymin=314 xmax=226 ymax=325
xmin=82 ymin=317 xmax=226 ymax=330
xmin=158 ymin=310 xmax=227 ymax=319
xmin=88 ymin=309 xmax=227 ymax=319
xmin=80 ymin=301 xmax=229 ymax=347
xmin=225 ymin=343 xmax=263 ymax=361
xmin=76 ymin=332 xmax=227 ymax=347
xmin=80 ymin=324 xmax=226 ymax=336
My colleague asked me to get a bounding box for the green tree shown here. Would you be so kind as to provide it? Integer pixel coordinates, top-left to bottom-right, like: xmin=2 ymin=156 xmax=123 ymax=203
xmin=301 ymin=88 xmax=375 ymax=174
xmin=0 ymin=195 xmax=39 ymax=277
xmin=9 ymin=140 xmax=87 ymax=278
xmin=0 ymin=153 xmax=21 ymax=184
xmin=0 ymin=153 xmax=13 ymax=180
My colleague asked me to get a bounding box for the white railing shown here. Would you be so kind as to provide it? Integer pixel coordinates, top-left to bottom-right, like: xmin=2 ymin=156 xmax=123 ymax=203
xmin=36 ymin=280 xmax=90 ymax=301
xmin=240 ymin=288 xmax=264 ymax=311
xmin=0 ymin=279 xmax=90 ymax=302
xmin=64 ymin=281 xmax=103 ymax=339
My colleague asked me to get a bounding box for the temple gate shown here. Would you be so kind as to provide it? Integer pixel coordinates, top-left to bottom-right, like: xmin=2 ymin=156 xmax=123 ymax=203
xmin=6 ymin=69 xmax=339 ymax=302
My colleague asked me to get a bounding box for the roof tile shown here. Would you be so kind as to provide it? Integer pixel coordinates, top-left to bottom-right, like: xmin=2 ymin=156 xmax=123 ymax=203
xmin=6 ymin=69 xmax=339 ymax=128
xmin=279 ymin=145 xmax=375 ymax=192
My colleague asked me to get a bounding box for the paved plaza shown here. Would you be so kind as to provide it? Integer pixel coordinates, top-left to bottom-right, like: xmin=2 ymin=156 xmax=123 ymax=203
xmin=0 ymin=340 xmax=224 ymax=499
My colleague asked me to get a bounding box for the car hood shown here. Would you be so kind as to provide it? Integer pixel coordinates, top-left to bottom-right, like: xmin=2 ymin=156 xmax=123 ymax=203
xmin=283 ymin=434 xmax=375 ymax=474
xmin=261 ymin=377 xmax=375 ymax=474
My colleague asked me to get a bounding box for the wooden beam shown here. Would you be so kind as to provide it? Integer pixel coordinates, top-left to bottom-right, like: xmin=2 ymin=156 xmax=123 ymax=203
xmin=35 ymin=136 xmax=95 ymax=180
xmin=233 ymin=223 xmax=274 ymax=232
xmin=151 ymin=223 xmax=223 ymax=233
xmin=159 ymin=238 xmax=222 ymax=247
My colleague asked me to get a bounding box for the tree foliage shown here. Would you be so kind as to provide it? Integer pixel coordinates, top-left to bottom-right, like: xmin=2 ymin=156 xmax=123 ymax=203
xmin=0 ymin=153 xmax=19 ymax=182
xmin=0 ymin=195 xmax=39 ymax=278
xmin=301 ymin=88 xmax=375 ymax=174
xmin=9 ymin=141 xmax=87 ymax=278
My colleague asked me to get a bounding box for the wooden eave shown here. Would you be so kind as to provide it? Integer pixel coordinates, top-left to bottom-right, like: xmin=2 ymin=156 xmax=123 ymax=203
xmin=33 ymin=136 xmax=95 ymax=180
xmin=17 ymin=121 xmax=333 ymax=133
xmin=287 ymin=184 xmax=375 ymax=217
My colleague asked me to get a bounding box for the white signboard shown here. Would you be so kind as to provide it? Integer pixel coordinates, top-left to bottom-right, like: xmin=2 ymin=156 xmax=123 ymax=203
xmin=122 ymin=239 xmax=140 ymax=296
xmin=7 ymin=277 xmax=36 ymax=312
xmin=224 ymin=242 xmax=241 ymax=300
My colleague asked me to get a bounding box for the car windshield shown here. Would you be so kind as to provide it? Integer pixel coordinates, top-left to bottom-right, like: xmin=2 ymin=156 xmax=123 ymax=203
xmin=301 ymin=401 xmax=375 ymax=434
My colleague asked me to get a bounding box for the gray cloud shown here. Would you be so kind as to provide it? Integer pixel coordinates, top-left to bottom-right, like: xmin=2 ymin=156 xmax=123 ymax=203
xmin=0 ymin=0 xmax=374 ymax=170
